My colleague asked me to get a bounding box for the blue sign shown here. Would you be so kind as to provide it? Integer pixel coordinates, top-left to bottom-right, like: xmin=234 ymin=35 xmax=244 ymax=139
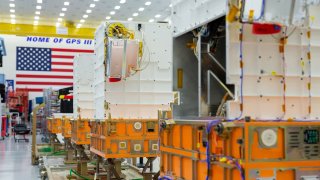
xmin=26 ymin=36 xmax=93 ymax=45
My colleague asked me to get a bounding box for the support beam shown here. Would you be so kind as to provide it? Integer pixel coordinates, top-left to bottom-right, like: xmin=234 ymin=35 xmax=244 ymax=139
xmin=0 ymin=23 xmax=95 ymax=39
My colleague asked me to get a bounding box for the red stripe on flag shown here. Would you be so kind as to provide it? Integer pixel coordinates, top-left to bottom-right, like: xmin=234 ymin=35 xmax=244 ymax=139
xmin=51 ymin=68 xmax=73 ymax=72
xmin=16 ymin=74 xmax=73 ymax=79
xmin=16 ymin=81 xmax=73 ymax=86
xmin=51 ymin=48 xmax=94 ymax=53
xmin=52 ymin=55 xmax=74 ymax=59
xmin=16 ymin=88 xmax=43 ymax=92
xmin=52 ymin=62 xmax=73 ymax=66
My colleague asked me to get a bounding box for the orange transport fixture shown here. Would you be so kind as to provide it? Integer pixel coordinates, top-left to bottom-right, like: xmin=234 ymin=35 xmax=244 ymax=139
xmin=159 ymin=111 xmax=320 ymax=180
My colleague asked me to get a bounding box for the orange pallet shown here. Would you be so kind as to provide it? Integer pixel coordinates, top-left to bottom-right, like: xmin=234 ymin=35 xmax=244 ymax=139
xmin=47 ymin=118 xmax=52 ymax=133
xmin=159 ymin=112 xmax=320 ymax=180
xmin=71 ymin=119 xmax=91 ymax=145
xmin=90 ymin=119 xmax=159 ymax=159
xmin=47 ymin=117 xmax=62 ymax=134
xmin=61 ymin=116 xmax=72 ymax=138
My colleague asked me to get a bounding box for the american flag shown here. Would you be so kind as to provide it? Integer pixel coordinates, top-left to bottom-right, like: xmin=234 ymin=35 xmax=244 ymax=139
xmin=16 ymin=46 xmax=94 ymax=92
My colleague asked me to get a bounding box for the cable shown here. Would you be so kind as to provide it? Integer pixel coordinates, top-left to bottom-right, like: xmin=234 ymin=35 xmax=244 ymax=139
xmin=228 ymin=24 xmax=244 ymax=121
xmin=205 ymin=119 xmax=222 ymax=180
xmin=69 ymin=169 xmax=90 ymax=180
xmin=254 ymin=0 xmax=265 ymax=21
xmin=279 ymin=27 xmax=288 ymax=120
xmin=240 ymin=0 xmax=265 ymax=22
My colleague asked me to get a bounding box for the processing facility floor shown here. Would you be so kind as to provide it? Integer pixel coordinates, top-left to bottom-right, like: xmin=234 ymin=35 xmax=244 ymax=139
xmin=0 ymin=134 xmax=39 ymax=180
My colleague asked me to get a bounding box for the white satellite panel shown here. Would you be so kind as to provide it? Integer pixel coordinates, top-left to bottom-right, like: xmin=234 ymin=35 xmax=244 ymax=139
xmin=94 ymin=21 xmax=173 ymax=120
xmin=226 ymin=5 xmax=320 ymax=120
xmin=73 ymin=54 xmax=95 ymax=119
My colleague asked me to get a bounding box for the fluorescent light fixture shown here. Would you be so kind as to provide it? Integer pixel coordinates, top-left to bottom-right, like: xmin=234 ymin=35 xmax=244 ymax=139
xmin=132 ymin=13 xmax=138 ymax=17
xmin=80 ymin=19 xmax=85 ymax=23
xmin=10 ymin=14 xmax=15 ymax=18
xmin=60 ymin=13 xmax=65 ymax=16
xmin=35 ymin=11 xmax=40 ymax=15
xmin=149 ymin=19 xmax=154 ymax=22
xmin=58 ymin=18 xmax=63 ymax=22
xmin=110 ymin=11 xmax=115 ymax=15
xmin=62 ymin=8 xmax=67 ymax=11
xmin=36 ymin=5 xmax=41 ymax=9
xmin=83 ymin=14 xmax=88 ymax=18
xmin=37 ymin=0 xmax=42 ymax=3
xmin=155 ymin=14 xmax=161 ymax=18
xmin=138 ymin=7 xmax=144 ymax=11
xmin=9 ymin=0 xmax=14 ymax=1
xmin=56 ymin=22 xmax=60 ymax=27
xmin=34 ymin=16 xmax=39 ymax=20
xmin=10 ymin=9 xmax=15 ymax=13
xmin=9 ymin=3 xmax=15 ymax=7
xmin=105 ymin=16 xmax=111 ymax=20
xmin=64 ymin=1 xmax=69 ymax=6
xmin=127 ymin=17 xmax=133 ymax=21
xmin=11 ymin=19 xmax=16 ymax=24
xmin=120 ymin=0 xmax=126 ymax=3
xmin=86 ymin=9 xmax=92 ymax=13
xmin=169 ymin=4 xmax=172 ymax=7
xmin=145 ymin=1 xmax=151 ymax=5
xmin=34 ymin=21 xmax=39 ymax=25
xmin=90 ymin=4 xmax=95 ymax=8
xmin=94 ymin=0 xmax=99 ymax=1
xmin=114 ymin=6 xmax=120 ymax=10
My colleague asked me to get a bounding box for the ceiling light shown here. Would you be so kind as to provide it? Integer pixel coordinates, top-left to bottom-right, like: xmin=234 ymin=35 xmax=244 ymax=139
xmin=11 ymin=19 xmax=16 ymax=24
xmin=34 ymin=16 xmax=39 ymax=20
xmin=60 ymin=13 xmax=65 ymax=16
xmin=80 ymin=19 xmax=85 ymax=23
xmin=37 ymin=0 xmax=42 ymax=3
xmin=64 ymin=2 xmax=69 ymax=6
xmin=169 ymin=4 xmax=172 ymax=7
xmin=90 ymin=4 xmax=95 ymax=8
xmin=58 ymin=18 xmax=63 ymax=22
xmin=9 ymin=0 xmax=14 ymax=1
xmin=110 ymin=11 xmax=115 ymax=15
xmin=149 ymin=19 xmax=154 ymax=22
xmin=10 ymin=9 xmax=15 ymax=13
xmin=138 ymin=7 xmax=144 ymax=11
xmin=94 ymin=0 xmax=99 ymax=1
xmin=114 ymin=6 xmax=120 ymax=10
xmin=76 ymin=24 xmax=82 ymax=28
xmin=83 ymin=14 xmax=88 ymax=18
xmin=120 ymin=0 xmax=126 ymax=3
xmin=10 ymin=14 xmax=15 ymax=18
xmin=145 ymin=1 xmax=151 ymax=6
xmin=128 ymin=17 xmax=133 ymax=21
xmin=133 ymin=13 xmax=138 ymax=17
xmin=9 ymin=3 xmax=15 ymax=7
xmin=56 ymin=22 xmax=60 ymax=27
xmin=86 ymin=9 xmax=92 ymax=13
xmin=62 ymin=8 xmax=67 ymax=11
xmin=105 ymin=16 xmax=111 ymax=20
xmin=34 ymin=21 xmax=39 ymax=25
xmin=155 ymin=14 xmax=161 ymax=18
xmin=35 ymin=11 xmax=40 ymax=15
xmin=36 ymin=5 xmax=41 ymax=9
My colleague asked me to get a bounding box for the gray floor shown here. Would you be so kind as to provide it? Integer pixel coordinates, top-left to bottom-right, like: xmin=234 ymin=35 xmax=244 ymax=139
xmin=0 ymin=134 xmax=39 ymax=180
